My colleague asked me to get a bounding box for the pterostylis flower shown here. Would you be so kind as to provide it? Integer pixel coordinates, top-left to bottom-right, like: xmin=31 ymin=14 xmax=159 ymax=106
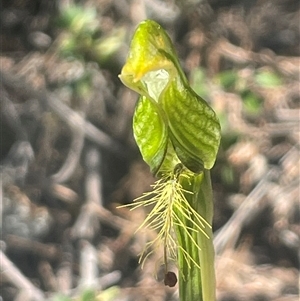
xmin=119 ymin=20 xmax=221 ymax=301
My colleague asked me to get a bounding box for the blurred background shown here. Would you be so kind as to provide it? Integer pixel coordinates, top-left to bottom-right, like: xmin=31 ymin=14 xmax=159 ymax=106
xmin=0 ymin=0 xmax=299 ymax=300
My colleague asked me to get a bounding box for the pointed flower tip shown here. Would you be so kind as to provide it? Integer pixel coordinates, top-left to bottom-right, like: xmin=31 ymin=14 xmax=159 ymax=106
xmin=120 ymin=63 xmax=145 ymax=83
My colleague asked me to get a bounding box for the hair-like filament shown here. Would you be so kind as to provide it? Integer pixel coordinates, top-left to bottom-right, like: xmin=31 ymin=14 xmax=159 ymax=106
xmin=120 ymin=167 xmax=211 ymax=274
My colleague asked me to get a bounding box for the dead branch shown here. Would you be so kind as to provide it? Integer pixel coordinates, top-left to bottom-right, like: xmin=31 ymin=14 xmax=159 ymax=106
xmin=5 ymin=235 xmax=62 ymax=261
xmin=0 ymin=70 xmax=128 ymax=159
xmin=214 ymin=170 xmax=274 ymax=254
xmin=0 ymin=250 xmax=45 ymax=301
xmin=71 ymin=148 xmax=103 ymax=240
xmin=209 ymin=39 xmax=300 ymax=78
xmin=50 ymin=109 xmax=85 ymax=183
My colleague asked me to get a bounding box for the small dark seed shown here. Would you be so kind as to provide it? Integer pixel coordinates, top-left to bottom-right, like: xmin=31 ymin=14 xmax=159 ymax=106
xmin=164 ymin=271 xmax=177 ymax=287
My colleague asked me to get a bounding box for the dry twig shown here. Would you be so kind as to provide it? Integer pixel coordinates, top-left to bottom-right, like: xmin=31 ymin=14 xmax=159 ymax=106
xmin=0 ymin=250 xmax=45 ymax=301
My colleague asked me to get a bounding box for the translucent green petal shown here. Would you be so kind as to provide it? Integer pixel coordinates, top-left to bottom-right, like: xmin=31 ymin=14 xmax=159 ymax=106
xmin=133 ymin=96 xmax=168 ymax=173
xmin=119 ymin=20 xmax=176 ymax=96
xmin=163 ymin=79 xmax=221 ymax=170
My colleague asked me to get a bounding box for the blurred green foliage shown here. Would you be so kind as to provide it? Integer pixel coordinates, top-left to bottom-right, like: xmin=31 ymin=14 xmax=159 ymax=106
xmin=215 ymin=69 xmax=282 ymax=113
xmin=52 ymin=286 xmax=120 ymax=301
xmin=58 ymin=6 xmax=98 ymax=35
xmin=241 ymin=90 xmax=263 ymax=115
xmin=54 ymin=4 xmax=127 ymax=104
xmin=255 ymin=70 xmax=283 ymax=87
xmin=57 ymin=5 xmax=125 ymax=65
xmin=214 ymin=70 xmax=238 ymax=91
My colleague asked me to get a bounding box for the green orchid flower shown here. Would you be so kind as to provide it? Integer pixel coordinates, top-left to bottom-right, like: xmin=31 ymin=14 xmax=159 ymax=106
xmin=120 ymin=20 xmax=220 ymax=174
xmin=119 ymin=20 xmax=221 ymax=301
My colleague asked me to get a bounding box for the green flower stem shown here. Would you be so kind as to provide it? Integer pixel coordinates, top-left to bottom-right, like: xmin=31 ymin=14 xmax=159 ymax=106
xmin=177 ymin=169 xmax=216 ymax=301
xmin=196 ymin=169 xmax=216 ymax=301
xmin=175 ymin=218 xmax=203 ymax=301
